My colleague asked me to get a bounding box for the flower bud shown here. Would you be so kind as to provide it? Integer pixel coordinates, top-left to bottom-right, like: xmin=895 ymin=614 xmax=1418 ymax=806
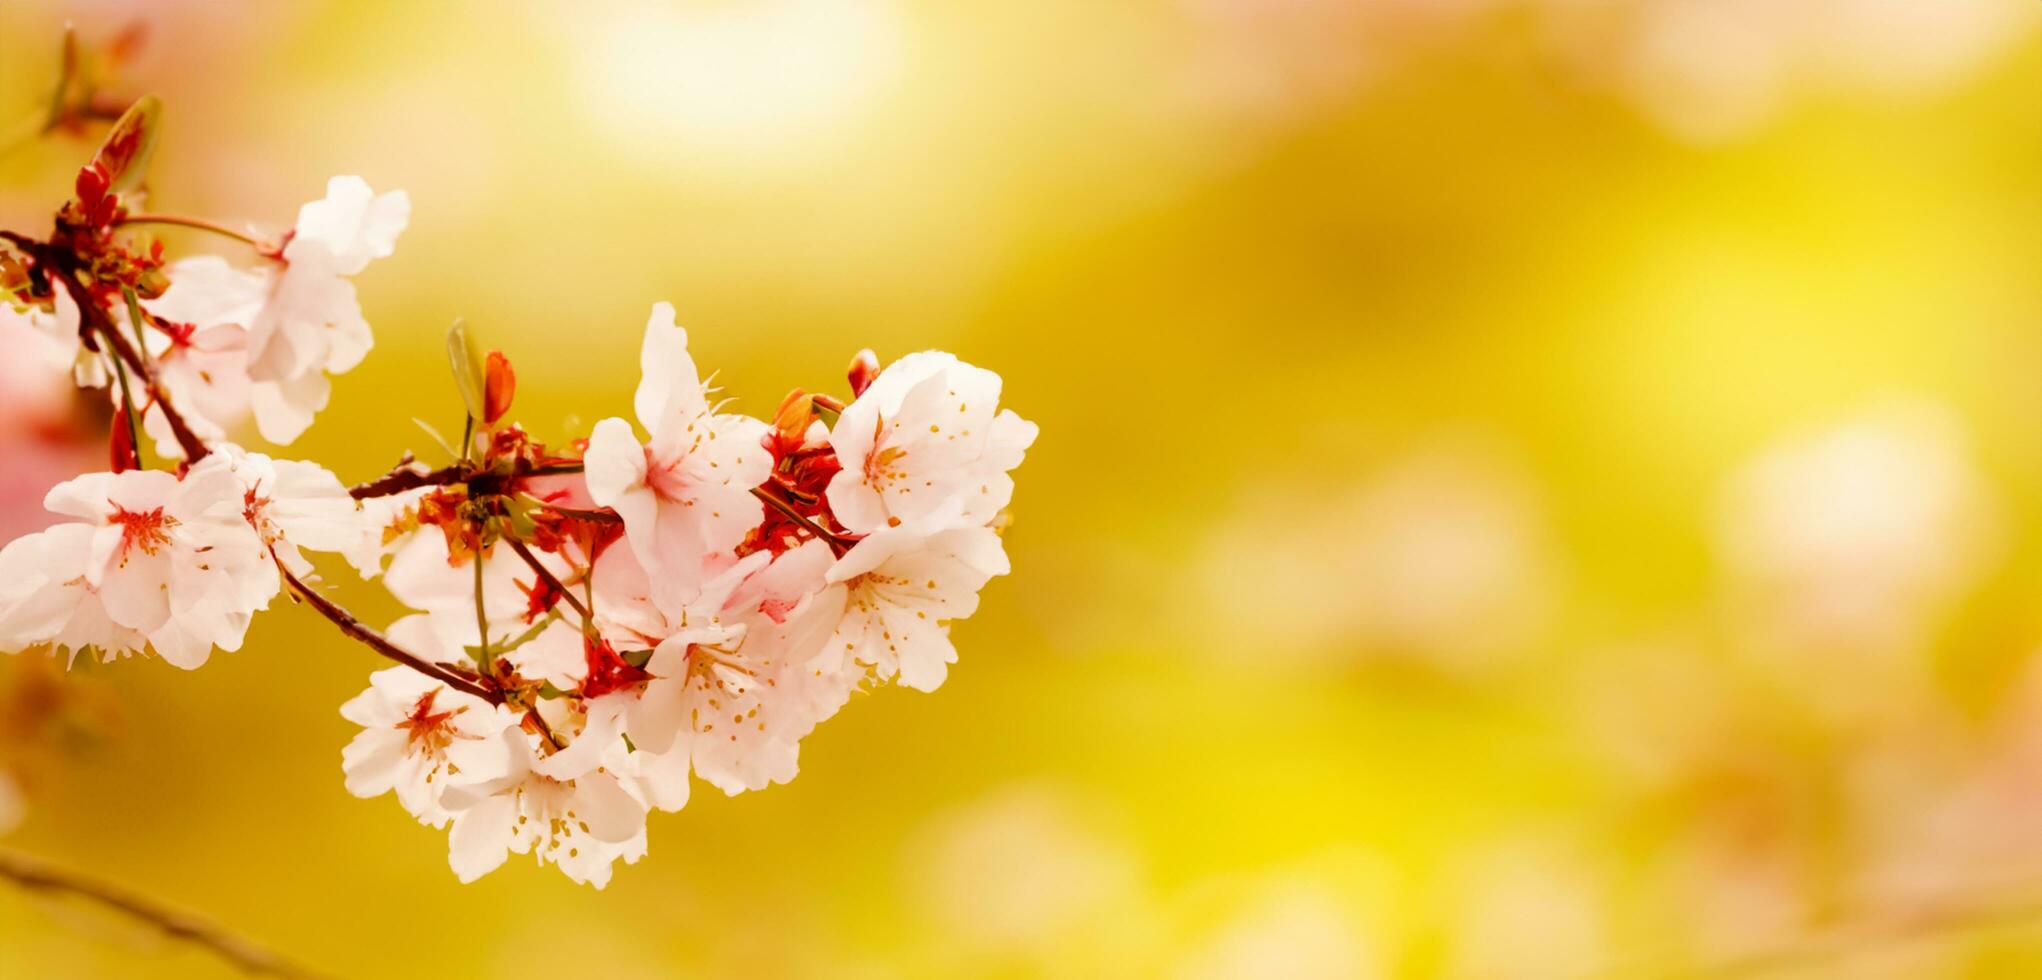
xmin=108 ymin=413 xmax=137 ymax=473
xmin=847 ymin=348 xmax=880 ymax=397
xmin=90 ymin=95 xmax=161 ymax=195
xmin=483 ymin=349 xmax=516 ymax=425
xmin=772 ymin=389 xmax=813 ymax=440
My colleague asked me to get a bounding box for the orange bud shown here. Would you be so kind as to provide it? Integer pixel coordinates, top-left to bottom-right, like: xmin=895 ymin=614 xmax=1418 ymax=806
xmin=483 ymin=349 xmax=516 ymax=425
xmin=846 ymin=349 xmax=880 ymax=397
xmin=772 ymin=388 xmax=814 ymax=441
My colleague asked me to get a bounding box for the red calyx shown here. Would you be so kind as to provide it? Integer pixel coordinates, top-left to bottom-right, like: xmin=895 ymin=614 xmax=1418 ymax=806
xmin=580 ymin=634 xmax=651 ymax=699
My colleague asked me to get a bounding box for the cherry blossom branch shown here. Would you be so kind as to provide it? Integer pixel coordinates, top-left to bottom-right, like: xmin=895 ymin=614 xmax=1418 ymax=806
xmin=542 ymin=503 xmax=621 ymax=524
xmin=113 ymin=212 xmax=260 ymax=247
xmin=346 ymin=461 xmax=463 ymax=500
xmin=505 ymin=537 xmax=590 ymax=621
xmin=345 ymin=459 xmax=582 ymax=501
xmin=275 ymin=562 xmax=502 ymax=705
xmin=43 ymin=254 xmax=210 ymax=461
xmin=0 ymin=848 xmax=328 ymax=978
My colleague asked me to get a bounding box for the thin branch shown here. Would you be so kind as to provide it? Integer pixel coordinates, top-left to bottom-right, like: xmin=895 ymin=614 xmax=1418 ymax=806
xmin=544 ymin=502 xmax=622 ymax=524
xmin=505 ymin=536 xmax=590 ymax=621
xmin=525 ymin=707 xmax=565 ymax=752
xmin=347 ymin=463 xmax=464 ymax=500
xmin=276 ymin=562 xmax=501 ymax=705
xmin=0 ymin=849 xmax=328 ymax=979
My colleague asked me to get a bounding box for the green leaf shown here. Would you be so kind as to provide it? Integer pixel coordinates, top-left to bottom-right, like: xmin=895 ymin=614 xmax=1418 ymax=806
xmin=411 ymin=417 xmax=458 ymax=459
xmin=445 ymin=320 xmax=486 ymax=424
xmin=44 ymin=28 xmax=79 ymax=131
xmin=92 ymin=95 xmax=162 ymax=194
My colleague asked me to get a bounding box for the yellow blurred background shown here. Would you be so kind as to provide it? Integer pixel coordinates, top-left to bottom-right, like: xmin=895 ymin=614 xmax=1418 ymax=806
xmin=1 ymin=1 xmax=2038 ymax=976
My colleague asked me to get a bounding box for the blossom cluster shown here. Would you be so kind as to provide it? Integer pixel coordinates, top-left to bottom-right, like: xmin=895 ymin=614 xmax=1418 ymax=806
xmin=0 ymin=95 xmax=1033 ymax=886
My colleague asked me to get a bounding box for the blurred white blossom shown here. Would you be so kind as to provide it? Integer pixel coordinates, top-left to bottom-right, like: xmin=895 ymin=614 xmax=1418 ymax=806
xmin=903 ymin=785 xmax=1145 ymax=953
xmin=1716 ymin=402 xmax=2001 ymax=667
xmin=1174 ymin=876 xmax=1382 ymax=980
xmin=1199 ymin=438 xmax=1557 ymax=674
xmin=1443 ymin=839 xmax=1608 ymax=978
xmin=1538 ymin=0 xmax=2040 ymax=142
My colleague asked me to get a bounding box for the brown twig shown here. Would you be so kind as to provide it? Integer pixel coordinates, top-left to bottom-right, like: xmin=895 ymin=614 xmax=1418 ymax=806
xmin=752 ymin=484 xmax=852 ymax=556
xmin=277 ymin=562 xmax=502 ymax=705
xmin=1593 ymin=870 xmax=2042 ymax=978
xmin=524 ymin=707 xmax=566 ymax=752
xmin=348 ymin=462 xmax=464 ymax=500
xmin=0 ymin=849 xmax=328 ymax=978
xmin=543 ymin=503 xmax=622 ymax=524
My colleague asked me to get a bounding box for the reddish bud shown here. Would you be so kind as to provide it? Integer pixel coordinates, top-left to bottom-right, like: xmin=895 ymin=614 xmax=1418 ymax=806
xmin=482 ymin=349 xmax=515 ymax=425
xmin=847 ymin=349 xmax=880 ymax=397
xmin=108 ymin=413 xmax=138 ymax=473
xmin=73 ymin=162 xmax=117 ymax=228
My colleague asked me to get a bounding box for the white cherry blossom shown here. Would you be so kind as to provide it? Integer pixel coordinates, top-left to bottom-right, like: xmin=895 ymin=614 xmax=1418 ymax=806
xmin=141 ymin=256 xmax=264 ymax=453
xmin=0 ymin=299 xmax=83 ymax=423
xmin=253 ymin=176 xmax=407 ymax=385
xmin=819 ymin=520 xmax=1010 ymax=692
xmin=143 ymin=177 xmax=408 ymax=446
xmin=0 ymin=523 xmax=146 ymax=659
xmin=215 ymin=447 xmax=365 ymax=576
xmin=440 ymin=716 xmax=648 ymax=888
xmin=3 ymin=289 xmax=100 ymax=389
xmin=584 ymin=302 xmax=770 ymax=600
xmin=340 ymin=653 xmax=516 ymax=827
xmin=826 ymin=351 xmax=1037 ymax=535
xmin=0 ymin=455 xmax=276 ymax=668
xmin=590 ymin=538 xmax=843 ymax=807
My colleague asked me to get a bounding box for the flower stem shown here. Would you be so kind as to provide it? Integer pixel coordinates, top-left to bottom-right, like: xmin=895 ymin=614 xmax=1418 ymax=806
xmin=0 ymin=848 xmax=329 ymax=978
xmin=114 ymin=213 xmax=260 ymax=247
xmin=472 ymin=551 xmax=491 ymax=672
